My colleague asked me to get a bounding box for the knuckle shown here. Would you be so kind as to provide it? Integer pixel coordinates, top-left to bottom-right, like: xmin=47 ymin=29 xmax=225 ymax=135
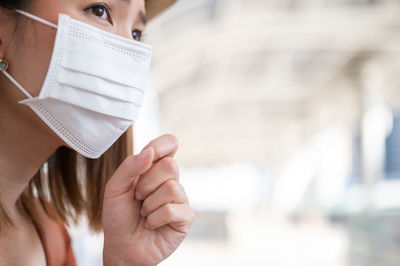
xmin=160 ymin=157 xmax=179 ymax=176
xmin=163 ymin=204 xmax=175 ymax=219
xmin=140 ymin=184 xmax=152 ymax=195
xmin=166 ymin=180 xmax=180 ymax=197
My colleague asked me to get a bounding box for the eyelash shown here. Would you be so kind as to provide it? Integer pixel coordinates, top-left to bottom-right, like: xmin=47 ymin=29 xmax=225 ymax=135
xmin=84 ymin=3 xmax=143 ymax=41
xmin=85 ymin=2 xmax=113 ymax=24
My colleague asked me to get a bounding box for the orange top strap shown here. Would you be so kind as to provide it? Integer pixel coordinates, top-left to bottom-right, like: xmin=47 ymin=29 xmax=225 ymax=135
xmin=32 ymin=197 xmax=77 ymax=266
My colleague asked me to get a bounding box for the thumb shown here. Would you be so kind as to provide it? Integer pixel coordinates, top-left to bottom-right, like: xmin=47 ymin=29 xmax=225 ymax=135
xmin=104 ymin=146 xmax=155 ymax=200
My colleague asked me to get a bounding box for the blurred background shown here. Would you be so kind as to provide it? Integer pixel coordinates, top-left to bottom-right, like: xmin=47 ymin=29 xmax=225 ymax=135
xmin=70 ymin=0 xmax=400 ymax=265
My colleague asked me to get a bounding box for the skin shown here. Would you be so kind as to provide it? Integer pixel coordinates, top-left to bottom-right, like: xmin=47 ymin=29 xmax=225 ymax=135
xmin=0 ymin=0 xmax=195 ymax=265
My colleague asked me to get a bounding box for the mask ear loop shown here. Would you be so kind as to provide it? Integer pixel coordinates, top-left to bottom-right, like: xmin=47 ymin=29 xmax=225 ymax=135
xmin=15 ymin=9 xmax=58 ymax=29
xmin=0 ymin=59 xmax=33 ymax=99
xmin=0 ymin=10 xmax=58 ymax=99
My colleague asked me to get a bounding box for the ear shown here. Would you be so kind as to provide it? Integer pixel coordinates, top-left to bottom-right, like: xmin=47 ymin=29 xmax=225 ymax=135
xmin=0 ymin=6 xmax=17 ymax=60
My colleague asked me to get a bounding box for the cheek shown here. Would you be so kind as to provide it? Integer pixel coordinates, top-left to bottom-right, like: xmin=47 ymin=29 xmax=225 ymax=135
xmin=21 ymin=28 xmax=56 ymax=97
xmin=13 ymin=0 xmax=65 ymax=97
xmin=3 ymin=24 xmax=55 ymax=99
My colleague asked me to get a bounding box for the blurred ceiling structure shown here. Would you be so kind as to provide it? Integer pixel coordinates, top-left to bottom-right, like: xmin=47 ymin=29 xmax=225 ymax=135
xmin=144 ymin=0 xmax=400 ymax=168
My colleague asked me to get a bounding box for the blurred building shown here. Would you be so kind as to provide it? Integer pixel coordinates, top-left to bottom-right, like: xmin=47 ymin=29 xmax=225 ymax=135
xmin=145 ymin=0 xmax=400 ymax=168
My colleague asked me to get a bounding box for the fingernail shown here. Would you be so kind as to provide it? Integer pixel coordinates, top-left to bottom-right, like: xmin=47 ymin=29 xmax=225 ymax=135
xmin=139 ymin=147 xmax=153 ymax=162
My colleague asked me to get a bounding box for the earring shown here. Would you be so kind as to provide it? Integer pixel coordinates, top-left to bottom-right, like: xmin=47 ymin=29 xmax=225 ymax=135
xmin=0 ymin=59 xmax=8 ymax=71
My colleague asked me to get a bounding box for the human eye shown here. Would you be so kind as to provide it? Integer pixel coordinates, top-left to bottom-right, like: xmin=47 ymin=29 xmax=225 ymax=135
xmin=132 ymin=29 xmax=142 ymax=41
xmin=84 ymin=3 xmax=113 ymax=25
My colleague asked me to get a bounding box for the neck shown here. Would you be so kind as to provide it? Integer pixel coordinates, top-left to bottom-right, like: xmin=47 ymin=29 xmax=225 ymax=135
xmin=0 ymin=95 xmax=61 ymax=219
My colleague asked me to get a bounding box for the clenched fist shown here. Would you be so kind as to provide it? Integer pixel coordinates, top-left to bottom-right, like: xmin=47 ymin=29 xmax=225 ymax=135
xmin=102 ymin=134 xmax=195 ymax=266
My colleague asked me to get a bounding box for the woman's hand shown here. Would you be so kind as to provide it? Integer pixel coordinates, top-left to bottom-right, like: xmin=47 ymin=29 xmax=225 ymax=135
xmin=102 ymin=134 xmax=195 ymax=266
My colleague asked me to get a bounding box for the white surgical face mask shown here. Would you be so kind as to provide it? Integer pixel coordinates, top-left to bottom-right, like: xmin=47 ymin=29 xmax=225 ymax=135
xmin=2 ymin=10 xmax=152 ymax=159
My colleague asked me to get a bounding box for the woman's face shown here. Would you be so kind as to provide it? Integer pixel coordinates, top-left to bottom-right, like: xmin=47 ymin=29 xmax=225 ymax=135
xmin=0 ymin=0 xmax=146 ymax=143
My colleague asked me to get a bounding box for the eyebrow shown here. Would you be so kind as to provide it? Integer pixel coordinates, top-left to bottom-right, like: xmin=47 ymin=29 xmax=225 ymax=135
xmin=116 ymin=0 xmax=147 ymax=26
xmin=139 ymin=11 xmax=147 ymax=26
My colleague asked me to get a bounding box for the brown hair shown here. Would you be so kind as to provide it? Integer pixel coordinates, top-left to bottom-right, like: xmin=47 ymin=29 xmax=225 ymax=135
xmin=0 ymin=126 xmax=134 ymax=234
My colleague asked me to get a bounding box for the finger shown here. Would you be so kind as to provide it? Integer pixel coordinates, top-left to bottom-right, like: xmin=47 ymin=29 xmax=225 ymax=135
xmin=142 ymin=134 xmax=179 ymax=162
xmin=145 ymin=203 xmax=195 ymax=233
xmin=135 ymin=156 xmax=179 ymax=201
xmin=141 ymin=180 xmax=188 ymax=217
xmin=104 ymin=146 xmax=155 ymax=200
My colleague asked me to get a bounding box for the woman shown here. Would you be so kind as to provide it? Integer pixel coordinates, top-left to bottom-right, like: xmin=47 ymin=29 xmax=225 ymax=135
xmin=0 ymin=0 xmax=195 ymax=265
